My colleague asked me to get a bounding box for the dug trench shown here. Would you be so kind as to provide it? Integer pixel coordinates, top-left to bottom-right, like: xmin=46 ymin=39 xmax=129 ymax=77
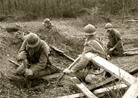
xmin=0 ymin=22 xmax=138 ymax=98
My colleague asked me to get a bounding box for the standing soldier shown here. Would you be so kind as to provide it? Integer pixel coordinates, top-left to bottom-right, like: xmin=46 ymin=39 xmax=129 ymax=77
xmin=63 ymin=24 xmax=107 ymax=84
xmin=105 ymin=23 xmax=124 ymax=57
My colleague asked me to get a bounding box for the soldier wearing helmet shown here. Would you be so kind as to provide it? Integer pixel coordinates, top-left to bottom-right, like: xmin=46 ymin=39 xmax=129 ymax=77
xmin=16 ymin=33 xmax=60 ymax=87
xmin=63 ymin=24 xmax=107 ymax=84
xmin=42 ymin=18 xmax=59 ymax=34
xmin=105 ymin=23 xmax=124 ymax=57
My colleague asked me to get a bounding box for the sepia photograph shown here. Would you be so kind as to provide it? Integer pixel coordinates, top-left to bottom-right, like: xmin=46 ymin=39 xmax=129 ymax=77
xmin=0 ymin=0 xmax=138 ymax=98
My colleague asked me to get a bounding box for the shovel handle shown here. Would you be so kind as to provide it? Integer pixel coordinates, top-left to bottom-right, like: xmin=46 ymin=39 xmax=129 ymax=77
xmin=56 ymin=55 xmax=81 ymax=82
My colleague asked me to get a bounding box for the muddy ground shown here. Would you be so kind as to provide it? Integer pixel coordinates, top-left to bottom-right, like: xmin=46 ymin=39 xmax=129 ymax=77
xmin=0 ymin=18 xmax=138 ymax=98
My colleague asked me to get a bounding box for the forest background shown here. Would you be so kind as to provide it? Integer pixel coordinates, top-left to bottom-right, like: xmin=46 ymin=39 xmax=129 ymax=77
xmin=0 ymin=0 xmax=138 ymax=23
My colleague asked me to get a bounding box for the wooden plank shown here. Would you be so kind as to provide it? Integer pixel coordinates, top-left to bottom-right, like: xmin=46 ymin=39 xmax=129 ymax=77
xmin=85 ymin=53 xmax=136 ymax=85
xmin=125 ymin=47 xmax=138 ymax=51
xmin=87 ymin=65 xmax=138 ymax=91
xmin=70 ymin=77 xmax=97 ymax=98
xmin=57 ymin=83 xmax=127 ymax=98
xmin=93 ymin=83 xmax=127 ymax=94
xmin=124 ymin=51 xmax=138 ymax=56
xmin=93 ymin=56 xmax=136 ymax=84
xmin=57 ymin=93 xmax=83 ymax=98
xmin=87 ymin=76 xmax=117 ymax=90
xmin=122 ymin=77 xmax=138 ymax=98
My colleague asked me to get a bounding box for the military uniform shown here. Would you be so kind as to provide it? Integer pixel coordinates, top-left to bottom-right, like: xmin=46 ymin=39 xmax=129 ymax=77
xmin=107 ymin=29 xmax=124 ymax=56
xmin=16 ymin=39 xmax=59 ymax=79
xmin=46 ymin=24 xmax=59 ymax=34
xmin=71 ymin=36 xmax=106 ymax=81
xmin=63 ymin=24 xmax=108 ymax=84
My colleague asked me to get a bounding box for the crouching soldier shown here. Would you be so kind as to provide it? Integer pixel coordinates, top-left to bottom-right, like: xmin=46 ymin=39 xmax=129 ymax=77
xmin=16 ymin=33 xmax=60 ymax=87
xmin=42 ymin=18 xmax=59 ymax=34
xmin=105 ymin=23 xmax=124 ymax=57
xmin=63 ymin=24 xmax=107 ymax=84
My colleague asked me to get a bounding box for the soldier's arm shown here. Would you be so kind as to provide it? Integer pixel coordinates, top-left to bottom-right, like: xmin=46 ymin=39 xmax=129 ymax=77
xmin=71 ymin=45 xmax=92 ymax=72
xmin=31 ymin=50 xmax=48 ymax=75
xmin=17 ymin=40 xmax=27 ymax=60
xmin=31 ymin=41 xmax=50 ymax=74
xmin=113 ymin=31 xmax=122 ymax=49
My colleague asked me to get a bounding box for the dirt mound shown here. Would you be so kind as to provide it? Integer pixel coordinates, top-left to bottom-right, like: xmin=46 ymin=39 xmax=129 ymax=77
xmin=0 ymin=25 xmax=83 ymax=97
xmin=36 ymin=27 xmax=84 ymax=57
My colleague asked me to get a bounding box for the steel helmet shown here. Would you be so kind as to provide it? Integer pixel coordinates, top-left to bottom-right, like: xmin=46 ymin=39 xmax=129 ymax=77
xmin=43 ymin=18 xmax=51 ymax=24
xmin=105 ymin=23 xmax=113 ymax=29
xmin=84 ymin=24 xmax=96 ymax=35
xmin=26 ymin=33 xmax=40 ymax=48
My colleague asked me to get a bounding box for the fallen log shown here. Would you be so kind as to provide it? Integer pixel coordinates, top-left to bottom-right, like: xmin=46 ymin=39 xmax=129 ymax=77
xmin=50 ymin=45 xmax=75 ymax=62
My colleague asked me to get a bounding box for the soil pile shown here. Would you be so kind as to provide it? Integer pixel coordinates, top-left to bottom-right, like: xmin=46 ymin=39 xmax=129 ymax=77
xmin=0 ymin=25 xmax=83 ymax=97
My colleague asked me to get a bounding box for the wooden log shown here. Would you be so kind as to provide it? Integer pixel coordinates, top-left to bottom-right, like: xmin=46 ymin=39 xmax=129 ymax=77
xmin=70 ymin=77 xmax=97 ymax=98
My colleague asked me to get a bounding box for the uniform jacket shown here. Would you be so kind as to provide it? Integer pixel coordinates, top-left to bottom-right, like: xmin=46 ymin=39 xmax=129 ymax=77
xmin=107 ymin=29 xmax=124 ymax=51
xmin=18 ymin=39 xmax=50 ymax=73
xmin=44 ymin=24 xmax=59 ymax=34
xmin=71 ymin=36 xmax=106 ymax=72
xmin=49 ymin=24 xmax=59 ymax=33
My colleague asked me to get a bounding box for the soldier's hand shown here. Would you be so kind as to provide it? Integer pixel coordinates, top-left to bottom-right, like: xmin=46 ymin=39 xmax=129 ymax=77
xmin=17 ymin=51 xmax=26 ymax=60
xmin=63 ymin=68 xmax=72 ymax=74
xmin=24 ymin=69 xmax=33 ymax=77
xmin=109 ymin=48 xmax=114 ymax=51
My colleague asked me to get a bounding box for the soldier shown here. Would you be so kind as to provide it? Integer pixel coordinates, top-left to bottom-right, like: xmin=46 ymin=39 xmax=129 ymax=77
xmin=42 ymin=18 xmax=59 ymax=33
xmin=16 ymin=33 xmax=60 ymax=87
xmin=63 ymin=24 xmax=107 ymax=84
xmin=105 ymin=23 xmax=124 ymax=57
